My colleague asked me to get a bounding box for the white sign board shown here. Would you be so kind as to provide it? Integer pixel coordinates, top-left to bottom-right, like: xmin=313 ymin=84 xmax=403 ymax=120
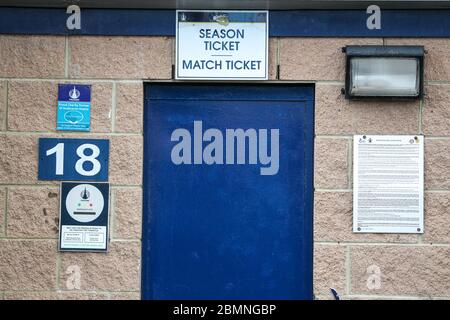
xmin=176 ymin=10 xmax=268 ymax=80
xmin=353 ymin=135 xmax=424 ymax=233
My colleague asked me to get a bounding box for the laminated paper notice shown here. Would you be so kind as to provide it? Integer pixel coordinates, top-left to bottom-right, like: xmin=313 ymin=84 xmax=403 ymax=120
xmin=353 ymin=135 xmax=424 ymax=233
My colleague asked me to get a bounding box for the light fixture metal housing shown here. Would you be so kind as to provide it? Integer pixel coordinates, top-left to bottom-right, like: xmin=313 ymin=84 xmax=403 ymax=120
xmin=344 ymin=45 xmax=424 ymax=99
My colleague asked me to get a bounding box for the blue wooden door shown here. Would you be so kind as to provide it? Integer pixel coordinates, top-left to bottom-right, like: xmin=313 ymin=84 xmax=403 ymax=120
xmin=142 ymin=84 xmax=314 ymax=300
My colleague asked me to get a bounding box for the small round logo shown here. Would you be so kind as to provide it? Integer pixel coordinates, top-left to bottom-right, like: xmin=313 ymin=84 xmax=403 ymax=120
xmin=69 ymin=86 xmax=81 ymax=100
xmin=64 ymin=111 xmax=83 ymax=124
xmin=66 ymin=184 xmax=104 ymax=223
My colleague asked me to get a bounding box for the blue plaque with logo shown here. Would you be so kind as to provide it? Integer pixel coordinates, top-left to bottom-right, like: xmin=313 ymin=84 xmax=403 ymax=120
xmin=57 ymin=84 xmax=91 ymax=131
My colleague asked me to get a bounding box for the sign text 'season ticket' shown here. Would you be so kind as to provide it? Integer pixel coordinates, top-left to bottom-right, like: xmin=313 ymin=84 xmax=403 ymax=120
xmin=176 ymin=10 xmax=268 ymax=80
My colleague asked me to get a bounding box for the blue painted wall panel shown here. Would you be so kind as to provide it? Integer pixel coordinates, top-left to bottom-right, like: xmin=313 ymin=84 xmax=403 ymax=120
xmin=270 ymin=10 xmax=450 ymax=37
xmin=0 ymin=8 xmax=174 ymax=36
xmin=1 ymin=7 xmax=450 ymax=37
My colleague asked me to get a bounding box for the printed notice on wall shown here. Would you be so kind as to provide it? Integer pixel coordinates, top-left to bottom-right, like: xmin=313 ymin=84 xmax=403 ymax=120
xmin=176 ymin=10 xmax=268 ymax=80
xmin=353 ymin=135 xmax=424 ymax=234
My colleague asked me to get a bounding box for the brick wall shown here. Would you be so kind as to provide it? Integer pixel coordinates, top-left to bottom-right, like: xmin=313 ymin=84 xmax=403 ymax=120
xmin=0 ymin=35 xmax=449 ymax=300
xmin=0 ymin=35 xmax=171 ymax=300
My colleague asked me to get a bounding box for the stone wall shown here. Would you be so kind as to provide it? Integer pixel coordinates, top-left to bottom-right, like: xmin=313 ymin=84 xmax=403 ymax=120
xmin=0 ymin=35 xmax=449 ymax=300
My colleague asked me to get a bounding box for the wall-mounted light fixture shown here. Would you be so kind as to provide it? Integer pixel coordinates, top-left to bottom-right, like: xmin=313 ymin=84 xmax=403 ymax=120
xmin=343 ymin=45 xmax=424 ymax=99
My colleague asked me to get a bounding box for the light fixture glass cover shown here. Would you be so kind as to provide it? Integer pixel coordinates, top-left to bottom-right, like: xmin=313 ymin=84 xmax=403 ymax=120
xmin=344 ymin=45 xmax=424 ymax=99
xmin=350 ymin=57 xmax=420 ymax=97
